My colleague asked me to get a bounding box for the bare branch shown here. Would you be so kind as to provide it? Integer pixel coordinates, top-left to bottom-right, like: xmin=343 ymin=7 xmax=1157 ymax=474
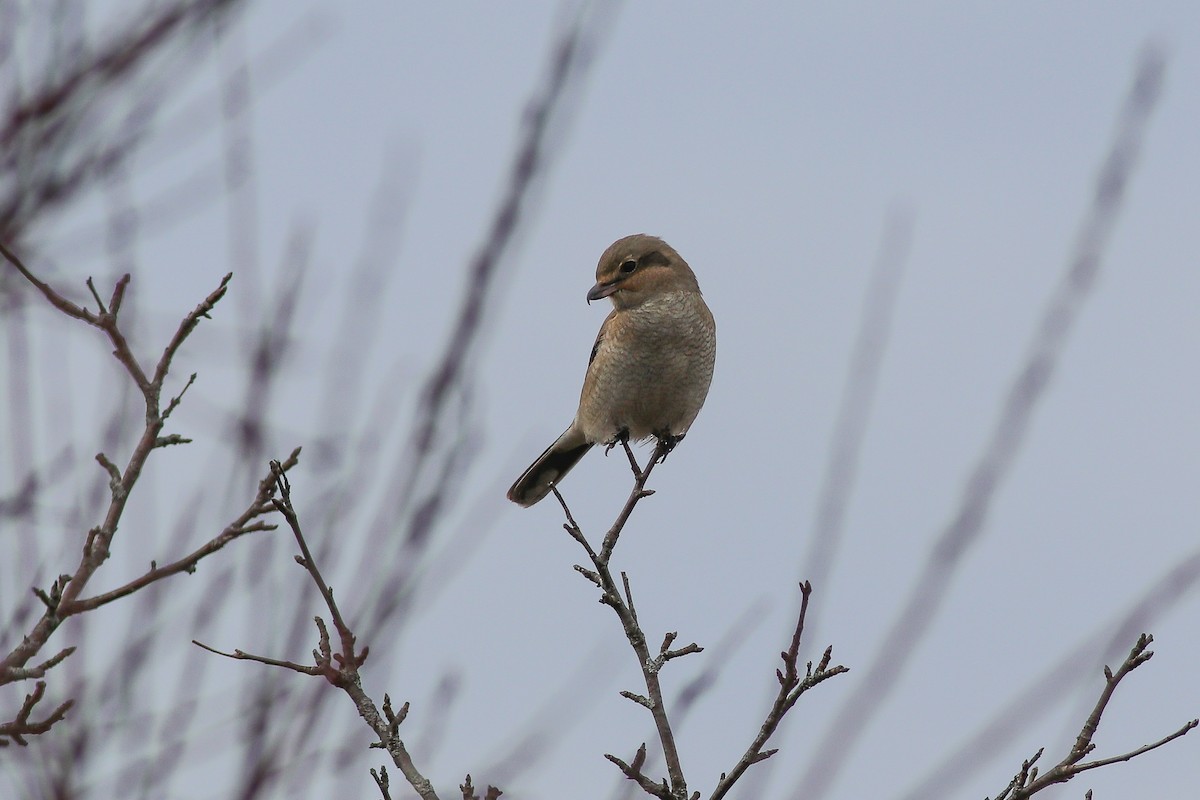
xmin=988 ymin=634 xmax=1198 ymax=799
xmin=151 ymin=273 xmax=231 ymax=389
xmin=95 ymin=452 xmax=123 ymax=486
xmin=0 ymin=239 xmax=95 ymax=321
xmin=709 ymin=583 xmax=848 ymax=800
xmin=556 ymin=439 xmax=700 ymax=798
xmin=599 ymin=440 xmax=667 ymax=563
xmin=153 ymin=434 xmax=193 ymax=448
xmin=270 ymin=462 xmax=362 ymax=674
xmin=459 ymin=774 xmax=503 ymax=800
xmin=85 ymin=276 xmax=107 ymax=313
xmin=190 ymin=639 xmax=321 ymax=677
xmin=0 ymin=681 xmax=74 ymax=746
xmin=195 ymin=463 xmax=442 ymax=800
xmin=1 ymin=647 xmax=75 ymax=682
xmin=63 ymin=448 xmax=299 ymax=614
xmin=0 ymin=257 xmax=254 ymax=753
xmin=371 ymin=765 xmax=393 ymax=800
xmin=561 ymin=462 xmax=844 ymax=800
xmin=1070 ymin=720 xmax=1197 ymax=774
xmin=620 ymin=691 xmax=654 ymax=710
xmin=606 ymin=744 xmax=673 ymax=800
xmin=161 ymin=372 xmax=197 ymax=420
xmin=558 ymin=441 xmax=840 ymax=800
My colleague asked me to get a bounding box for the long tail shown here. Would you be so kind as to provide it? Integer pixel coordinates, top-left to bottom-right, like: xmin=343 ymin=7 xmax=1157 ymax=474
xmin=507 ymin=426 xmax=593 ymax=507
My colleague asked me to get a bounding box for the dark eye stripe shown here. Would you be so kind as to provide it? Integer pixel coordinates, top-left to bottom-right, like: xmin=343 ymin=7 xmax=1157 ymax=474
xmin=638 ymin=250 xmax=670 ymax=269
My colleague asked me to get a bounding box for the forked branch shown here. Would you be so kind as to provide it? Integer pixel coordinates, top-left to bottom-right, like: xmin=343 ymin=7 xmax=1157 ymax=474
xmin=554 ymin=443 xmax=846 ymax=800
xmin=989 ymin=634 xmax=1197 ymax=800
xmin=709 ymin=582 xmax=847 ymax=800
xmin=0 ymin=245 xmax=274 ymax=743
xmin=195 ymin=463 xmax=499 ymax=800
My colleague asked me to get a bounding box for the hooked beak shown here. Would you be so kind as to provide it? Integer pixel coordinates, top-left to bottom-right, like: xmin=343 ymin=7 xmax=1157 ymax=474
xmin=587 ymin=280 xmax=619 ymax=304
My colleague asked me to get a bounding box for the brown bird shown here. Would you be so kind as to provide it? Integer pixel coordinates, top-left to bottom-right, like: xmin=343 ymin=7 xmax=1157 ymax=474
xmin=507 ymin=234 xmax=716 ymax=507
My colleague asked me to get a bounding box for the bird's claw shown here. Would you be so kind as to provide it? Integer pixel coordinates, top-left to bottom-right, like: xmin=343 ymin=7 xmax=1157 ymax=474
xmin=654 ymin=432 xmax=684 ymax=464
xmin=604 ymin=429 xmax=630 ymax=456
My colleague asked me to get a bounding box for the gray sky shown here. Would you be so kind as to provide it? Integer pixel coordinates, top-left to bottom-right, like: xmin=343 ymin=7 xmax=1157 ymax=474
xmin=10 ymin=2 xmax=1200 ymax=798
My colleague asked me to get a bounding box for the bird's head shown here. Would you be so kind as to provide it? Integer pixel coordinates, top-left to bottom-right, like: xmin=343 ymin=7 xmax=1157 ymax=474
xmin=587 ymin=234 xmax=700 ymax=310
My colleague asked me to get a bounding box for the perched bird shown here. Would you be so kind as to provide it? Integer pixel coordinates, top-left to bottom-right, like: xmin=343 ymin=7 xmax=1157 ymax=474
xmin=507 ymin=234 xmax=716 ymax=507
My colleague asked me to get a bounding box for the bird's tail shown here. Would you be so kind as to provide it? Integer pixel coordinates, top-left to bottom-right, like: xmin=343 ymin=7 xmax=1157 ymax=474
xmin=507 ymin=426 xmax=593 ymax=507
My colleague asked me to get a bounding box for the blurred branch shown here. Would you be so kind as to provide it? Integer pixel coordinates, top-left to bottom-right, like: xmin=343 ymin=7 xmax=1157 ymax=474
xmin=988 ymin=634 xmax=1197 ymax=800
xmin=363 ymin=4 xmax=618 ymax=634
xmin=183 ymin=8 xmax=613 ymax=797
xmin=803 ymin=207 xmax=911 ymax=604
xmin=0 ymin=0 xmax=249 ymax=242
xmin=1 ymin=0 xmax=240 ymax=149
xmin=794 ymin=44 xmax=1168 ymax=800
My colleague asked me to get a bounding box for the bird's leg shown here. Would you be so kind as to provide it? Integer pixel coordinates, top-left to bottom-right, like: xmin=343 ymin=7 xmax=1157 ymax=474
xmin=653 ymin=431 xmax=685 ymax=464
xmin=603 ymin=429 xmax=644 ymax=478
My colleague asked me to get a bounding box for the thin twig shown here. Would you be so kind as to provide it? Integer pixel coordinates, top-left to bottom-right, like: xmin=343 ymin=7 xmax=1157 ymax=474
xmin=270 ymin=462 xmax=361 ymax=675
xmin=371 ymin=765 xmax=393 ymax=800
xmin=988 ymin=634 xmax=1198 ymax=799
xmin=68 ymin=449 xmax=299 ymax=613
xmin=0 ymin=266 xmax=233 ymax=712
xmin=606 ymin=744 xmax=673 ymax=800
xmin=194 ymin=463 xmax=448 ymax=800
xmin=599 ymin=440 xmax=666 ymax=563
xmin=190 ymin=639 xmax=322 ymax=676
xmin=0 ymin=681 xmax=75 ymax=746
xmin=556 ymin=440 xmax=691 ymax=798
xmin=709 ymin=583 xmax=847 ymax=800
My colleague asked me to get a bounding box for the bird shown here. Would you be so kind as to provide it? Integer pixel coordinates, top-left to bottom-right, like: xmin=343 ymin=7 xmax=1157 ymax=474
xmin=507 ymin=234 xmax=716 ymax=507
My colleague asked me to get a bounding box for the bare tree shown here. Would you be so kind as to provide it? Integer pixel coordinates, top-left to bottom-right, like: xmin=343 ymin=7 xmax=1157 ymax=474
xmin=1 ymin=4 xmax=1196 ymax=800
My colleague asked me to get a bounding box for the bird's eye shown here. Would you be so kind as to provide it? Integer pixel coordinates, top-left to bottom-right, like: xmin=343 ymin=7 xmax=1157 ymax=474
xmin=619 ymin=259 xmax=637 ymax=274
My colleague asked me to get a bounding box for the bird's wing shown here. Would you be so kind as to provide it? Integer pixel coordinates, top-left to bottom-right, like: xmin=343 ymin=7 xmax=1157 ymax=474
xmin=588 ymin=310 xmax=617 ymax=366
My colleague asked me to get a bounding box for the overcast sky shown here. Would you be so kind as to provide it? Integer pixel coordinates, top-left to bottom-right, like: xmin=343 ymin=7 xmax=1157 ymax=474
xmin=9 ymin=2 xmax=1200 ymax=799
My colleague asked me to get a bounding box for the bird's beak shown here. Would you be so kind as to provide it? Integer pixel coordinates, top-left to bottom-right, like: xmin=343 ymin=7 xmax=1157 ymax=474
xmin=587 ymin=280 xmax=619 ymax=304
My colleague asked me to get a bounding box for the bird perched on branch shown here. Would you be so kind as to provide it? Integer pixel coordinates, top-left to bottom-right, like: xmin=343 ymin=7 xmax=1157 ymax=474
xmin=507 ymin=234 xmax=716 ymax=507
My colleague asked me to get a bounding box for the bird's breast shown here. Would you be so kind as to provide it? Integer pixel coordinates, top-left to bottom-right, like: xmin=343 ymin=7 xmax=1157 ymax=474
xmin=576 ymin=292 xmax=716 ymax=444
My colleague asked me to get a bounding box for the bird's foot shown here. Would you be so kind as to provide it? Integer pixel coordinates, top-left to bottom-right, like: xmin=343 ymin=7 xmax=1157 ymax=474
xmin=653 ymin=432 xmax=685 ymax=464
xmin=604 ymin=428 xmax=630 ymax=456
